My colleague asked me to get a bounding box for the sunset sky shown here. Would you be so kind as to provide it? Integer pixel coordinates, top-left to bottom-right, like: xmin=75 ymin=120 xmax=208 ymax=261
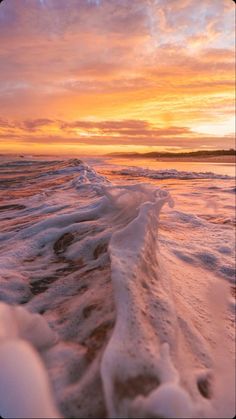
xmin=0 ymin=0 xmax=235 ymax=155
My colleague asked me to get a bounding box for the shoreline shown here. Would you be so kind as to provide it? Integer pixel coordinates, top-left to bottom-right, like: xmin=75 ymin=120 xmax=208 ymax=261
xmin=0 ymin=154 xmax=235 ymax=165
xmin=154 ymin=156 xmax=235 ymax=164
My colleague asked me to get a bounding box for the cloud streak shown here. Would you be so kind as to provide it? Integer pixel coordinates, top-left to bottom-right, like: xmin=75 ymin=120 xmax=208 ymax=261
xmin=0 ymin=118 xmax=234 ymax=153
xmin=0 ymin=0 xmax=235 ymax=153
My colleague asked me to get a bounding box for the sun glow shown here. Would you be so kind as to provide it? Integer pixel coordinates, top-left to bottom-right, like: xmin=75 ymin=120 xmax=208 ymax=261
xmin=193 ymin=116 xmax=235 ymax=137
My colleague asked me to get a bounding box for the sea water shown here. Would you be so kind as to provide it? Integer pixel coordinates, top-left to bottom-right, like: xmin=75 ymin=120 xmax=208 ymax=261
xmin=0 ymin=156 xmax=235 ymax=418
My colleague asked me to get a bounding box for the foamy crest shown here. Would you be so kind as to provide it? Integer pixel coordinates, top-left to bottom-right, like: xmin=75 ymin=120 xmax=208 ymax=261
xmin=0 ymin=303 xmax=60 ymax=418
xmin=114 ymin=167 xmax=232 ymax=180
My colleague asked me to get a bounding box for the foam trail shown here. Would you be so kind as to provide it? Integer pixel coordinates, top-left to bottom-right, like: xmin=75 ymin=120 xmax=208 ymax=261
xmin=100 ymin=181 xmax=235 ymax=418
xmin=100 ymin=187 xmax=190 ymax=417
xmin=114 ymin=167 xmax=232 ymax=180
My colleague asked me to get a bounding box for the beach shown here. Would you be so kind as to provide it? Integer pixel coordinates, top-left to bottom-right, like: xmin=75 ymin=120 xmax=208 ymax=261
xmin=155 ymin=155 xmax=235 ymax=163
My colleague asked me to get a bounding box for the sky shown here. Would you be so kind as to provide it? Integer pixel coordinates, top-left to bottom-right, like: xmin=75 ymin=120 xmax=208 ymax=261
xmin=0 ymin=0 xmax=235 ymax=155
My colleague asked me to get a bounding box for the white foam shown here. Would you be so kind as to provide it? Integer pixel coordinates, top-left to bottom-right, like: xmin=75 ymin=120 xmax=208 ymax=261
xmin=0 ymin=303 xmax=60 ymax=418
xmin=0 ymin=340 xmax=61 ymax=418
xmin=115 ymin=167 xmax=232 ymax=180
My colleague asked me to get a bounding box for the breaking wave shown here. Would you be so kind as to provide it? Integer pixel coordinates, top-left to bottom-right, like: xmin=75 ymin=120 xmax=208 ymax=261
xmin=0 ymin=158 xmax=235 ymax=418
xmin=113 ymin=167 xmax=232 ymax=180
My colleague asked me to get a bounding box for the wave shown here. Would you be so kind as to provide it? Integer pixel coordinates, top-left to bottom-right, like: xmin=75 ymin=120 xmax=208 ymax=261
xmin=0 ymin=158 xmax=235 ymax=418
xmin=113 ymin=167 xmax=232 ymax=180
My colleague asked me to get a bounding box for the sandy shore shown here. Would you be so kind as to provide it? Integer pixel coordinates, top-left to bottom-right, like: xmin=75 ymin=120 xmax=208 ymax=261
xmin=155 ymin=156 xmax=235 ymax=163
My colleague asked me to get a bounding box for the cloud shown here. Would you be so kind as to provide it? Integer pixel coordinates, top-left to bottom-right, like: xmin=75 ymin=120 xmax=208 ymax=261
xmin=22 ymin=119 xmax=54 ymax=131
xmin=0 ymin=118 xmax=234 ymax=152
xmin=0 ymin=0 xmax=235 ymax=152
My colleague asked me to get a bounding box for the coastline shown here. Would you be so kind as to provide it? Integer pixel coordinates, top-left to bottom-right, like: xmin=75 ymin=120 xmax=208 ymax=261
xmin=155 ymin=156 xmax=235 ymax=164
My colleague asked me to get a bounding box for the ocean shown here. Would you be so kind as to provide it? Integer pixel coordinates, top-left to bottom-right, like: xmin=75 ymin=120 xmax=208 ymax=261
xmin=0 ymin=155 xmax=235 ymax=418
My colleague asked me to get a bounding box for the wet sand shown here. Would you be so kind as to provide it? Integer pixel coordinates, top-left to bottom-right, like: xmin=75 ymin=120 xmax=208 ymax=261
xmin=155 ymin=156 xmax=235 ymax=163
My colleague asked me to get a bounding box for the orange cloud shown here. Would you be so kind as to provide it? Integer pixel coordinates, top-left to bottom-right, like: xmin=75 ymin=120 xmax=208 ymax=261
xmin=0 ymin=0 xmax=235 ymax=153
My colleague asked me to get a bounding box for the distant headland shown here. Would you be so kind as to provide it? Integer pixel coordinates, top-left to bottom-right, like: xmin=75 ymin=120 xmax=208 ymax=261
xmin=107 ymin=149 xmax=236 ymax=163
xmin=108 ymin=149 xmax=235 ymax=158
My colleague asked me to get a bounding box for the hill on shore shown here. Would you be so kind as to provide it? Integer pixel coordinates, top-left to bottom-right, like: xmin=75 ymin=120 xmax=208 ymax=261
xmin=108 ymin=149 xmax=236 ymax=159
